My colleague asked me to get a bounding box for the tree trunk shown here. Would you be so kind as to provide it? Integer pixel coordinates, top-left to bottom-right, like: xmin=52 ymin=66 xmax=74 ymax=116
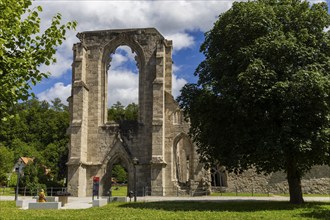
xmin=287 ymin=163 xmax=304 ymax=204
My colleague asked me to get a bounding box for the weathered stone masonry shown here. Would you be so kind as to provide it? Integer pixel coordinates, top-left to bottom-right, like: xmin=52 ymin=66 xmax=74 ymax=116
xmin=67 ymin=28 xmax=209 ymax=197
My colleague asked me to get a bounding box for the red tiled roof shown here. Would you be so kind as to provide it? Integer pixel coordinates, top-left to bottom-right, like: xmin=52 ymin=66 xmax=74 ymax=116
xmin=20 ymin=157 xmax=33 ymax=165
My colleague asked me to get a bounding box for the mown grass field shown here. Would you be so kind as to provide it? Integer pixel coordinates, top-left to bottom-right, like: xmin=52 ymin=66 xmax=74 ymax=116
xmin=0 ymin=200 xmax=329 ymax=220
xmin=0 ymin=188 xmax=14 ymax=196
xmin=107 ymin=185 xmax=330 ymax=198
xmin=111 ymin=185 xmax=127 ymax=197
xmin=210 ymin=192 xmax=330 ymax=197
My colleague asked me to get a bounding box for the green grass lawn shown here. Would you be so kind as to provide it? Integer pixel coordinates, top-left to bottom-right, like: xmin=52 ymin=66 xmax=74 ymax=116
xmin=210 ymin=192 xmax=330 ymax=197
xmin=0 ymin=200 xmax=329 ymax=220
xmin=0 ymin=187 xmax=15 ymax=196
xmin=111 ymin=185 xmax=127 ymax=197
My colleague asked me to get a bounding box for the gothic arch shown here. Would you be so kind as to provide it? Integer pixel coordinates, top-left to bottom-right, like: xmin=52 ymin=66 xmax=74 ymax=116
xmin=211 ymin=164 xmax=228 ymax=188
xmin=172 ymin=109 xmax=183 ymax=125
xmin=99 ymin=36 xmax=146 ymax=124
xmin=101 ymin=141 xmax=133 ymax=196
xmin=101 ymin=35 xmax=146 ymax=67
xmin=172 ymin=133 xmax=194 ymax=185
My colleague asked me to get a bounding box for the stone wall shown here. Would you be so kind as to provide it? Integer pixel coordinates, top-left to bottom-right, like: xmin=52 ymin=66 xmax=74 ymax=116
xmin=225 ymin=165 xmax=330 ymax=194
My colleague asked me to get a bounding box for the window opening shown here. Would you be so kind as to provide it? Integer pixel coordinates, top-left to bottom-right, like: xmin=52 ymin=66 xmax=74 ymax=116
xmin=107 ymin=46 xmax=139 ymax=122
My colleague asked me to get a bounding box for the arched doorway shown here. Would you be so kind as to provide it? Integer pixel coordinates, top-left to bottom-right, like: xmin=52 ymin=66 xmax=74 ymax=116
xmin=111 ymin=163 xmax=128 ymax=196
xmin=101 ymin=152 xmax=133 ymax=196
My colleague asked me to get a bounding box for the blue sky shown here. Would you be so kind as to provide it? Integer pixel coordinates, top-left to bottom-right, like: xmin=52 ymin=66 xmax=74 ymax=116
xmin=31 ymin=0 xmax=329 ymax=106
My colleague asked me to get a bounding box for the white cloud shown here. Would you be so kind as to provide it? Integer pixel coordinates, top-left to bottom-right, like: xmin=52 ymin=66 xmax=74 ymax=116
xmin=108 ymin=69 xmax=139 ymax=107
xmin=171 ymin=64 xmax=188 ymax=98
xmin=107 ymin=69 xmax=188 ymax=106
xmin=165 ymin=33 xmax=195 ymax=52
xmin=33 ymin=0 xmax=234 ymax=102
xmin=309 ymin=0 xmax=327 ymax=3
xmin=32 ymin=0 xmax=329 ymax=106
xmin=109 ymin=46 xmax=138 ymax=70
xmin=37 ymin=82 xmax=71 ymax=104
xmin=107 ymin=47 xmax=187 ymax=106
xmin=117 ymin=46 xmax=137 ymax=62
xmin=33 ymin=0 xmax=233 ymax=75
xmin=172 ymin=74 xmax=188 ymax=99
xmin=110 ymin=53 xmax=129 ymax=70
xmin=38 ymin=50 xmax=72 ymax=78
xmin=173 ymin=64 xmax=181 ymax=73
xmin=108 ymin=45 xmax=139 ymax=106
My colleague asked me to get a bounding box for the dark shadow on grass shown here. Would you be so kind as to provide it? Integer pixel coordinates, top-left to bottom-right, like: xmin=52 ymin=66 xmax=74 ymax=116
xmin=119 ymin=201 xmax=329 ymax=219
xmin=299 ymin=209 xmax=330 ymax=220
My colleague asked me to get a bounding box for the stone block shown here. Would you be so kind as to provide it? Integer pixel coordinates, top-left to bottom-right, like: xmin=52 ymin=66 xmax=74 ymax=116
xmin=16 ymin=200 xmax=34 ymax=208
xmin=28 ymin=202 xmax=61 ymax=209
xmin=92 ymin=199 xmax=108 ymax=207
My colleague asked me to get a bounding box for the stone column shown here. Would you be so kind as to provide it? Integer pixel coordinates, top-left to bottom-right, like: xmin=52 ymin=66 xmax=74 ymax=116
xmin=67 ymin=43 xmax=89 ymax=197
xmin=164 ymin=40 xmax=173 ymax=94
xmin=150 ymin=41 xmax=170 ymax=196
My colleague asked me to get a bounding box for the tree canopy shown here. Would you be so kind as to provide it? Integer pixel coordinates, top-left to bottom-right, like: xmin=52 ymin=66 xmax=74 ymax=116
xmin=0 ymin=99 xmax=137 ymax=188
xmin=178 ymin=0 xmax=330 ymax=204
xmin=0 ymin=145 xmax=14 ymax=185
xmin=0 ymin=98 xmax=69 ymax=187
xmin=108 ymin=102 xmax=138 ymax=122
xmin=0 ymin=0 xmax=76 ymax=120
xmin=112 ymin=164 xmax=127 ymax=183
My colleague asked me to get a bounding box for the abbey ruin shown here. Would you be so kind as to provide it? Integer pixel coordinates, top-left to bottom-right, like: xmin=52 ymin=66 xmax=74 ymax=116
xmin=66 ymin=28 xmax=209 ymax=197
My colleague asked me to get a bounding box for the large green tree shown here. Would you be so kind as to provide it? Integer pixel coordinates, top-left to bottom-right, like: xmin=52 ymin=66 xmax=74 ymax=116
xmin=0 ymin=0 xmax=76 ymax=120
xmin=20 ymin=159 xmax=46 ymax=194
xmin=178 ymin=0 xmax=330 ymax=204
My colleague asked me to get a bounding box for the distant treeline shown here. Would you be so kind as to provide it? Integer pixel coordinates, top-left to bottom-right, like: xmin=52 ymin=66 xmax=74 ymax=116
xmin=0 ymin=99 xmax=137 ymax=189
